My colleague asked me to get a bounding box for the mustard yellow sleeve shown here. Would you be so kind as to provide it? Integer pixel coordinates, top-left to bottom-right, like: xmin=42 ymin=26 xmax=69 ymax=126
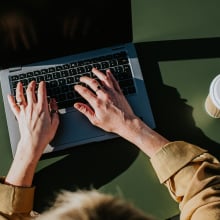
xmin=150 ymin=141 xmax=220 ymax=220
xmin=0 ymin=177 xmax=35 ymax=219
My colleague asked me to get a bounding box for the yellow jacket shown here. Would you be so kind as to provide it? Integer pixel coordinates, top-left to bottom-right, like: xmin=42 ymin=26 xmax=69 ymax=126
xmin=1 ymin=141 xmax=220 ymax=220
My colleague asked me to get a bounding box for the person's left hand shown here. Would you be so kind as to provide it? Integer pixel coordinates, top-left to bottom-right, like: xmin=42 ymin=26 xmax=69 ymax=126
xmin=7 ymin=81 xmax=59 ymax=160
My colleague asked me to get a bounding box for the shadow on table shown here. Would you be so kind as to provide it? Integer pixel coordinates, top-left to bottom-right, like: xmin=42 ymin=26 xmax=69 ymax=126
xmin=135 ymin=38 xmax=220 ymax=159
xmin=33 ymin=137 xmax=139 ymax=212
xmin=136 ymin=38 xmax=220 ymax=220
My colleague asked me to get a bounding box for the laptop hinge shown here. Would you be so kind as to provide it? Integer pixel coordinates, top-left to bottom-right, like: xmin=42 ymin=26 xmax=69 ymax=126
xmin=9 ymin=66 xmax=22 ymax=73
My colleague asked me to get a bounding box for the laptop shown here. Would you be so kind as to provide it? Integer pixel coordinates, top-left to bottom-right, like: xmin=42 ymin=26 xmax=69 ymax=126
xmin=0 ymin=0 xmax=155 ymax=156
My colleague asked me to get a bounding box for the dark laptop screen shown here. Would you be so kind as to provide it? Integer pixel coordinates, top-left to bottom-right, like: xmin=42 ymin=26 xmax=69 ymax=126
xmin=0 ymin=0 xmax=132 ymax=68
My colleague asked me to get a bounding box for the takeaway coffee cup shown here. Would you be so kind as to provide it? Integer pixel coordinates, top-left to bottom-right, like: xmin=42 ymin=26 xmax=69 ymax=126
xmin=205 ymin=74 xmax=220 ymax=118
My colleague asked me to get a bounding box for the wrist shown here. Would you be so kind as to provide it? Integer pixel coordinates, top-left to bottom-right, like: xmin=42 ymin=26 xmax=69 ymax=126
xmin=117 ymin=116 xmax=170 ymax=157
xmin=16 ymin=139 xmax=44 ymax=163
xmin=5 ymin=156 xmax=37 ymax=187
xmin=116 ymin=116 xmax=142 ymax=139
xmin=5 ymin=141 xmax=42 ymax=187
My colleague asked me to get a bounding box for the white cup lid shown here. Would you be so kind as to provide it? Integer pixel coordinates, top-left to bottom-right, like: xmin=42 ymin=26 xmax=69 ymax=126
xmin=210 ymin=74 xmax=220 ymax=109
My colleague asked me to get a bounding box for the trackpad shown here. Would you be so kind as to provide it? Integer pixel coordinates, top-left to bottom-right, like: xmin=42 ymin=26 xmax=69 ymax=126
xmin=51 ymin=110 xmax=105 ymax=147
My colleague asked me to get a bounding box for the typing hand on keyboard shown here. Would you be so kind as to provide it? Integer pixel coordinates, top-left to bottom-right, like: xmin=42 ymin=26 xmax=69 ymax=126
xmin=74 ymin=68 xmax=135 ymax=134
xmin=7 ymin=81 xmax=59 ymax=159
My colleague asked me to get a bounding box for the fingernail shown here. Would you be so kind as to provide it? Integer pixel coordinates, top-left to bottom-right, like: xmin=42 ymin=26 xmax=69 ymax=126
xmin=74 ymin=103 xmax=79 ymax=109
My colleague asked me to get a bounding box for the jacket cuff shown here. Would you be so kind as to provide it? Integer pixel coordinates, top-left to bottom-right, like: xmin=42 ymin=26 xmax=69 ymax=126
xmin=150 ymin=141 xmax=207 ymax=183
xmin=0 ymin=177 xmax=35 ymax=214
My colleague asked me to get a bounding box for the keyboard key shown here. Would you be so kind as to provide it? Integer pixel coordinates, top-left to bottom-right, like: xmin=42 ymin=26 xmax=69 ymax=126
xmin=56 ymin=66 xmax=63 ymax=71
xmin=53 ymin=72 xmax=61 ymax=79
xmin=93 ymin=63 xmax=101 ymax=69
xmin=27 ymin=72 xmax=34 ymax=77
xmin=48 ymin=67 xmax=56 ymax=73
xmin=61 ymin=70 xmax=69 ymax=77
xmin=33 ymin=70 xmax=41 ymax=76
xmin=85 ymin=65 xmax=93 ymax=72
xmin=19 ymin=73 xmax=27 ymax=79
xmin=77 ymin=67 xmax=85 ymax=74
xmin=69 ymin=68 xmax=77 ymax=75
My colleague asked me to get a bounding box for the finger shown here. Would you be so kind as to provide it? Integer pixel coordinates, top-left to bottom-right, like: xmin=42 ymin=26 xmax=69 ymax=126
xmin=50 ymin=98 xmax=60 ymax=129
xmin=92 ymin=68 xmax=113 ymax=87
xmin=74 ymin=84 xmax=97 ymax=104
xmin=7 ymin=94 xmax=20 ymax=118
xmin=26 ymin=81 xmax=37 ymax=104
xmin=79 ymin=76 xmax=104 ymax=94
xmin=37 ymin=81 xmax=48 ymax=107
xmin=74 ymin=102 xmax=95 ymax=123
xmin=49 ymin=97 xmax=58 ymax=110
xmin=16 ymin=81 xmax=27 ymax=106
xmin=106 ymin=69 xmax=122 ymax=93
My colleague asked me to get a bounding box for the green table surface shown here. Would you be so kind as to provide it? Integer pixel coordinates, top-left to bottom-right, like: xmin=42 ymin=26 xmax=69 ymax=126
xmin=2 ymin=0 xmax=220 ymax=219
xmin=132 ymin=0 xmax=220 ymax=42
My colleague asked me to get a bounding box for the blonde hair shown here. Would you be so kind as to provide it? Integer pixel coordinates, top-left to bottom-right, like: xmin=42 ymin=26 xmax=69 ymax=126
xmin=37 ymin=190 xmax=154 ymax=220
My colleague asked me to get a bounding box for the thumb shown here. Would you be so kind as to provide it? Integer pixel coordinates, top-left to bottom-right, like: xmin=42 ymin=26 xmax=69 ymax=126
xmin=74 ymin=103 xmax=95 ymax=123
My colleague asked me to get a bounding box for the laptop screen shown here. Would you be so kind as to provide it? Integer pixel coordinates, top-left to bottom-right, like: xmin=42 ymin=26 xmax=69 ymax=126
xmin=0 ymin=0 xmax=132 ymax=69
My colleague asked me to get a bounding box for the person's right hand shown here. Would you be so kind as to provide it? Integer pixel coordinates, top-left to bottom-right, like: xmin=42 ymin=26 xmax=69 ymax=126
xmin=74 ymin=68 xmax=170 ymax=158
xmin=74 ymin=68 xmax=138 ymax=135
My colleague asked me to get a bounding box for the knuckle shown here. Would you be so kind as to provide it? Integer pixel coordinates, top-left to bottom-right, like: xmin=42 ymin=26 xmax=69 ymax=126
xmin=91 ymin=117 xmax=100 ymax=127
xmin=80 ymin=76 xmax=88 ymax=82
xmin=76 ymin=84 xmax=86 ymax=93
xmin=103 ymin=75 xmax=108 ymax=81
xmin=27 ymin=84 xmax=33 ymax=93
xmin=38 ymin=107 xmax=44 ymax=114
xmin=16 ymin=91 xmax=21 ymax=97
xmin=102 ymin=93 xmax=111 ymax=101
xmin=80 ymin=86 xmax=88 ymax=93
xmin=91 ymin=78 xmax=98 ymax=86
xmin=55 ymin=116 xmax=60 ymax=125
xmin=37 ymin=104 xmax=44 ymax=114
xmin=94 ymin=98 xmax=102 ymax=108
xmin=92 ymin=120 xmax=99 ymax=127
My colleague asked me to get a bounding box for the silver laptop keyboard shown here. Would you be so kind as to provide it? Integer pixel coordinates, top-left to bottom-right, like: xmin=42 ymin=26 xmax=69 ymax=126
xmin=9 ymin=51 xmax=136 ymax=109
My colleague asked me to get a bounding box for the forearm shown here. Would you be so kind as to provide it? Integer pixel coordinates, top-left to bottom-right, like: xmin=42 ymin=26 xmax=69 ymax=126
xmin=117 ymin=116 xmax=170 ymax=158
xmin=5 ymin=141 xmax=40 ymax=187
xmin=5 ymin=158 xmax=37 ymax=187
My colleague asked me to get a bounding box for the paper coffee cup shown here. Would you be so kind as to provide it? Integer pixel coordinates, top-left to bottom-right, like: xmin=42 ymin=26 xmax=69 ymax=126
xmin=205 ymin=74 xmax=220 ymax=118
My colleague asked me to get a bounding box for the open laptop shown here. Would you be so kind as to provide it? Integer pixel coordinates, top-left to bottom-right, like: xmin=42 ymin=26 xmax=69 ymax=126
xmin=0 ymin=0 xmax=155 ymax=156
